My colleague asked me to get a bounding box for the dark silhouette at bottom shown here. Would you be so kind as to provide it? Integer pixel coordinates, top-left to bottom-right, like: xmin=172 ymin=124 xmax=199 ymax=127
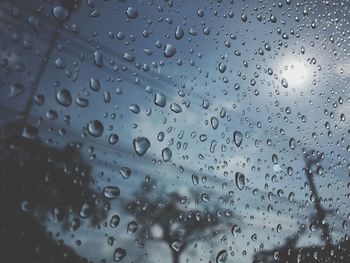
xmin=0 ymin=123 xmax=107 ymax=263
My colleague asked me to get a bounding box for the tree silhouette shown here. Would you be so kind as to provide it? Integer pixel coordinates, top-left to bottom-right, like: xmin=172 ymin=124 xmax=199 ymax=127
xmin=253 ymin=150 xmax=350 ymax=263
xmin=0 ymin=122 xmax=108 ymax=263
xmin=123 ymin=177 xmax=239 ymax=263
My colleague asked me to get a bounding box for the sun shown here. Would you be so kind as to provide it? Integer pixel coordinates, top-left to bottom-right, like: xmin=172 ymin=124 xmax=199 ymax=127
xmin=279 ymin=58 xmax=312 ymax=87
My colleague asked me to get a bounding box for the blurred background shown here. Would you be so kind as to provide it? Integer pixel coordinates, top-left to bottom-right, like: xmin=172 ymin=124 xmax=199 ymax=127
xmin=0 ymin=0 xmax=349 ymax=262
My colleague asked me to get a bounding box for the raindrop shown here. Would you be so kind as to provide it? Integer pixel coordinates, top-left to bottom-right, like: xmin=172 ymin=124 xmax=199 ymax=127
xmin=123 ymin=52 xmax=135 ymax=62
xmin=154 ymin=92 xmax=166 ymax=107
xmin=289 ymin=138 xmax=296 ymax=150
xmin=52 ymin=6 xmax=70 ymax=23
xmin=109 ymin=133 xmax=119 ymax=145
xmin=93 ymin=51 xmax=103 ymax=67
xmin=170 ymin=103 xmax=182 ymax=113
xmin=233 ymin=131 xmax=243 ymax=147
xmin=127 ymin=221 xmax=138 ymax=234
xmin=129 ymin=104 xmax=140 ymax=114
xmin=241 ymin=13 xmax=248 ymax=22
xmin=219 ymin=62 xmax=226 ymax=73
xmin=126 ymin=7 xmax=138 ymax=19
xmin=103 ymin=186 xmax=120 ymax=199
xmin=87 ymin=120 xmax=104 ymax=137
xmin=192 ymin=173 xmax=199 ymax=186
xmin=162 ymin=147 xmax=172 ymax=162
xmin=175 ymin=26 xmax=184 ymax=40
xmin=133 ymin=137 xmax=151 ymax=156
xmin=231 ymin=224 xmax=241 ymax=236
xmin=164 ymin=44 xmax=176 ymax=58
xmin=114 ymin=248 xmax=126 ymax=262
xmin=281 ymin=78 xmax=288 ymax=88
xmin=211 ymin=117 xmax=219 ymax=129
xmin=56 ymin=89 xmax=72 ymax=107
xmin=216 ymin=249 xmax=228 ymax=263
xmin=79 ymin=202 xmax=92 ymax=218
xmin=235 ymin=172 xmax=245 ymax=190
xmin=90 ymin=78 xmax=100 ymax=91
xmin=272 ymin=154 xmax=279 ymax=164
xmin=120 ymin=167 xmax=131 ymax=179
xmin=110 ymin=215 xmax=120 ymax=228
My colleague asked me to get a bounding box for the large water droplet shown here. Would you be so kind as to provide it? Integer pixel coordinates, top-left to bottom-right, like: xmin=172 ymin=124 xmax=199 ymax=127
xmin=87 ymin=120 xmax=104 ymax=137
xmin=56 ymin=89 xmax=72 ymax=107
xmin=133 ymin=137 xmax=151 ymax=156
xmin=235 ymin=172 xmax=245 ymax=190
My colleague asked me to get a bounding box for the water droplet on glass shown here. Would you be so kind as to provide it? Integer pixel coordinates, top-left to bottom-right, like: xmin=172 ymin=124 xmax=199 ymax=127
xmin=127 ymin=221 xmax=138 ymax=234
xmin=123 ymin=52 xmax=135 ymax=62
xmin=120 ymin=167 xmax=131 ymax=179
xmin=133 ymin=137 xmax=151 ymax=156
xmin=231 ymin=224 xmax=241 ymax=236
xmin=79 ymin=202 xmax=92 ymax=218
xmin=241 ymin=13 xmax=247 ymax=22
xmin=233 ymin=131 xmax=243 ymax=147
xmin=93 ymin=50 xmax=103 ymax=67
xmin=211 ymin=117 xmax=219 ymax=129
xmin=110 ymin=215 xmax=120 ymax=228
xmin=126 ymin=7 xmax=138 ymax=19
xmin=219 ymin=62 xmax=226 ymax=73
xmin=162 ymin=147 xmax=172 ymax=162
xmin=235 ymin=172 xmax=245 ymax=190
xmin=164 ymin=44 xmax=176 ymax=58
xmin=109 ymin=133 xmax=119 ymax=145
xmin=129 ymin=104 xmax=140 ymax=114
xmin=52 ymin=6 xmax=70 ymax=23
xmin=170 ymin=103 xmax=182 ymax=113
xmin=90 ymin=78 xmax=100 ymax=91
xmin=87 ymin=120 xmax=104 ymax=137
xmin=272 ymin=154 xmax=279 ymax=164
xmin=56 ymin=89 xmax=72 ymax=107
xmin=216 ymin=249 xmax=228 ymax=263
xmin=103 ymin=186 xmax=120 ymax=199
xmin=114 ymin=248 xmax=126 ymax=262
xmin=154 ymin=92 xmax=166 ymax=107
xmin=192 ymin=173 xmax=199 ymax=186
xmin=281 ymin=78 xmax=288 ymax=88
xmin=175 ymin=26 xmax=184 ymax=40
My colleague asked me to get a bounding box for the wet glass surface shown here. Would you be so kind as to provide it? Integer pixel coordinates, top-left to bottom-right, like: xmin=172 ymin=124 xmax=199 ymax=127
xmin=0 ymin=0 xmax=349 ymax=262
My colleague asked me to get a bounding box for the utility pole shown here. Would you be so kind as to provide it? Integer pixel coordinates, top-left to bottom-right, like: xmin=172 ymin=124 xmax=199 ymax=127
xmin=22 ymin=0 xmax=80 ymax=124
xmin=303 ymin=150 xmax=332 ymax=247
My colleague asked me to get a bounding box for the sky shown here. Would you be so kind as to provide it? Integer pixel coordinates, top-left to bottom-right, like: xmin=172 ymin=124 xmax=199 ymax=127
xmin=0 ymin=0 xmax=349 ymax=262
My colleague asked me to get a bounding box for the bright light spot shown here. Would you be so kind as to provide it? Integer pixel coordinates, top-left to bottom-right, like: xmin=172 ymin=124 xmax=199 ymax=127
xmin=279 ymin=58 xmax=311 ymax=87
